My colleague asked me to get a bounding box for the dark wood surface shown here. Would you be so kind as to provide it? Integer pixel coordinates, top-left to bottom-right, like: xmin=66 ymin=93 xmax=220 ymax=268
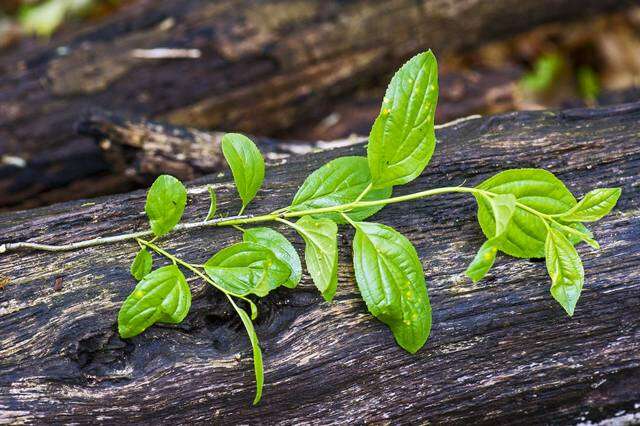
xmin=0 ymin=103 xmax=639 ymax=424
xmin=1 ymin=0 xmax=635 ymax=208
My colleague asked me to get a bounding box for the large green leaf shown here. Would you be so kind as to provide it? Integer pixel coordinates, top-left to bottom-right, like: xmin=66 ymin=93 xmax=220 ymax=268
xmin=130 ymin=248 xmax=153 ymax=281
xmin=204 ymin=242 xmax=291 ymax=297
xmin=118 ymin=265 xmax=191 ymax=338
xmin=368 ymin=51 xmax=438 ymax=188
xmin=289 ymin=156 xmax=392 ymax=223
xmin=243 ymin=227 xmax=302 ymax=288
xmin=545 ymin=228 xmax=584 ymax=316
xmin=476 ymin=169 xmax=577 ymax=258
xmin=352 ymin=221 xmax=431 ymax=354
xmin=465 ymin=194 xmax=517 ymax=282
xmin=221 ymin=133 xmax=265 ymax=210
xmin=291 ymin=216 xmax=338 ymax=301
xmin=559 ymin=188 xmax=621 ymax=222
xmin=145 ymin=175 xmax=187 ymax=237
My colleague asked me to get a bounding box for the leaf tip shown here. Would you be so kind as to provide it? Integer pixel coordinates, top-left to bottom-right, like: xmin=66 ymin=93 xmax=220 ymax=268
xmin=252 ymin=394 xmax=262 ymax=406
xmin=465 ymin=271 xmax=481 ymax=284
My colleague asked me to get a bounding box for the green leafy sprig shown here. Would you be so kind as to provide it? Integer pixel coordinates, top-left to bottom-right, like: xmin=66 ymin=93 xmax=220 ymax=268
xmin=0 ymin=51 xmax=621 ymax=404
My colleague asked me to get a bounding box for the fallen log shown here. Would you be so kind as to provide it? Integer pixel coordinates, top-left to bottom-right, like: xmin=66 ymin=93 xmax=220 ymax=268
xmin=0 ymin=103 xmax=639 ymax=424
xmin=74 ymin=108 xmax=365 ymax=183
xmin=0 ymin=0 xmax=635 ymax=209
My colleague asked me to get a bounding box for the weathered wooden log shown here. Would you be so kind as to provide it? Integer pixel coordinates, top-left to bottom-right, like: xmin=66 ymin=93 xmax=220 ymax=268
xmin=1 ymin=103 xmax=639 ymax=424
xmin=74 ymin=108 xmax=364 ymax=183
xmin=1 ymin=0 xmax=636 ymax=209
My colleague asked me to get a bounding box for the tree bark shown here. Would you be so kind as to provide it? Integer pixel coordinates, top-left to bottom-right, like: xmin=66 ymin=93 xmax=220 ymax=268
xmin=1 ymin=103 xmax=639 ymax=424
xmin=74 ymin=108 xmax=363 ymax=183
xmin=0 ymin=0 xmax=636 ymax=209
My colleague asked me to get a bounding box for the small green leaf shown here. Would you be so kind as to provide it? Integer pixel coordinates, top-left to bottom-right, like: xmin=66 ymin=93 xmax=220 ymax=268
xmin=291 ymin=216 xmax=338 ymax=301
xmin=465 ymin=241 xmax=499 ymax=283
xmin=352 ymin=221 xmax=431 ymax=354
xmin=466 ymin=194 xmax=516 ymax=282
xmin=552 ymin=221 xmax=600 ymax=250
xmin=368 ymin=51 xmax=438 ymax=188
xmin=559 ymin=188 xmax=621 ymax=222
xmin=577 ymin=66 xmax=600 ymax=102
xmin=221 ymin=133 xmax=265 ymax=210
xmin=475 ymin=169 xmax=578 ymax=258
xmin=228 ymin=297 xmax=263 ymax=405
xmin=118 ymin=265 xmax=191 ymax=338
xmin=545 ymin=228 xmax=584 ymax=316
xmin=243 ymin=227 xmax=302 ymax=288
xmin=204 ymin=242 xmax=291 ymax=297
xmin=289 ymin=156 xmax=392 ymax=223
xmin=520 ymin=53 xmax=564 ymax=93
xmin=145 ymin=175 xmax=187 ymax=237
xmin=205 ymin=185 xmax=217 ymax=221
xmin=130 ymin=248 xmax=153 ymax=281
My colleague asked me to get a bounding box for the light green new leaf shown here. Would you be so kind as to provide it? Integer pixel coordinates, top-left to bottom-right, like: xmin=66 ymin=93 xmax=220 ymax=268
xmin=552 ymin=221 xmax=600 ymax=250
xmin=243 ymin=227 xmax=301 ymax=288
xmin=465 ymin=241 xmax=499 ymax=283
xmin=205 ymin=185 xmax=217 ymax=221
xmin=291 ymin=216 xmax=338 ymax=301
xmin=559 ymin=188 xmax=621 ymax=222
xmin=118 ymin=265 xmax=191 ymax=338
xmin=145 ymin=175 xmax=187 ymax=237
xmin=289 ymin=156 xmax=392 ymax=223
xmin=221 ymin=133 xmax=265 ymax=210
xmin=545 ymin=228 xmax=584 ymax=316
xmin=228 ymin=296 xmax=263 ymax=405
xmin=466 ymin=194 xmax=516 ymax=282
xmin=130 ymin=248 xmax=153 ymax=281
xmin=476 ymin=169 xmax=578 ymax=258
xmin=204 ymin=242 xmax=291 ymax=297
xmin=352 ymin=222 xmax=431 ymax=354
xmin=368 ymin=51 xmax=438 ymax=188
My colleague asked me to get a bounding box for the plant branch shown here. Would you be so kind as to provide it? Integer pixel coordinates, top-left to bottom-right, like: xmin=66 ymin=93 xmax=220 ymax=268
xmin=1 ymin=185 xmax=550 ymax=254
xmin=136 ymin=238 xmax=241 ymax=298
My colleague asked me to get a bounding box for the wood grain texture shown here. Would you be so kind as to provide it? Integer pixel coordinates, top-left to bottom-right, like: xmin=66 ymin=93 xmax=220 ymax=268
xmin=75 ymin=108 xmax=361 ymax=183
xmin=1 ymin=104 xmax=639 ymax=424
xmin=1 ymin=0 xmax=635 ymax=208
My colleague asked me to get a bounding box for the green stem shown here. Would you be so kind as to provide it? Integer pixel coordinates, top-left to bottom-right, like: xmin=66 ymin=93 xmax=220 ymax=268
xmin=1 ymin=185 xmax=555 ymax=253
xmin=136 ymin=238 xmax=241 ymax=298
xmin=340 ymin=212 xmax=359 ymax=228
xmin=351 ymin=182 xmax=373 ymax=205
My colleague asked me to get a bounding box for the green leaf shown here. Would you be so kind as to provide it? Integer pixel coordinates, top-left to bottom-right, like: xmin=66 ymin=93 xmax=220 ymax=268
xmin=465 ymin=194 xmax=516 ymax=282
xmin=520 ymin=53 xmax=564 ymax=93
xmin=228 ymin=297 xmax=263 ymax=405
xmin=465 ymin=241 xmax=499 ymax=283
xmin=291 ymin=216 xmax=338 ymax=302
xmin=118 ymin=265 xmax=191 ymax=338
xmin=243 ymin=227 xmax=302 ymax=288
xmin=368 ymin=51 xmax=438 ymax=188
xmin=19 ymin=0 xmax=95 ymax=37
xmin=130 ymin=248 xmax=153 ymax=281
xmin=352 ymin=221 xmax=431 ymax=354
xmin=475 ymin=169 xmax=578 ymax=258
xmin=205 ymin=185 xmax=217 ymax=221
xmin=145 ymin=175 xmax=187 ymax=237
xmin=552 ymin=221 xmax=600 ymax=250
xmin=221 ymin=133 xmax=265 ymax=210
xmin=545 ymin=228 xmax=584 ymax=316
xmin=559 ymin=188 xmax=621 ymax=222
xmin=204 ymin=242 xmax=291 ymax=297
xmin=289 ymin=156 xmax=392 ymax=224
xmin=577 ymin=66 xmax=600 ymax=102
